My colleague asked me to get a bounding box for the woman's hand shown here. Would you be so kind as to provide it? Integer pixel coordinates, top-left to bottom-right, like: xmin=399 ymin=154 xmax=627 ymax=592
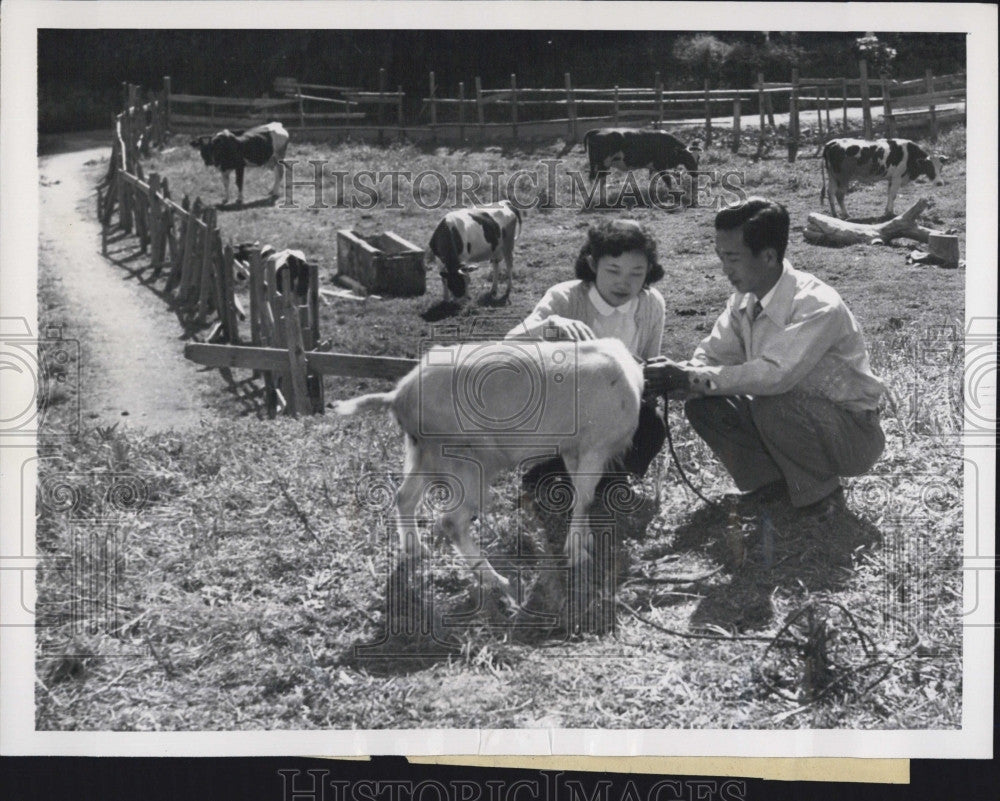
xmin=541 ymin=316 xmax=597 ymax=342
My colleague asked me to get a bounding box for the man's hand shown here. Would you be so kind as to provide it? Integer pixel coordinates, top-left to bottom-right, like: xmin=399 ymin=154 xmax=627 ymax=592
xmin=644 ymin=357 xmax=693 ymax=397
xmin=541 ymin=316 xmax=597 ymax=342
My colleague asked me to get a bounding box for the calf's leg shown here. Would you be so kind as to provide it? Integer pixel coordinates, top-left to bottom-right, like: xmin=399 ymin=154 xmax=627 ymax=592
xmin=829 ymin=175 xmax=848 ymax=218
xmin=563 ymin=450 xmax=606 ymax=572
xmin=269 ymin=159 xmax=284 ymax=198
xmin=489 ymin=257 xmax=500 ymax=297
xmin=884 ymin=175 xmax=901 ymax=218
xmin=433 ymin=459 xmax=513 ymax=598
xmin=394 ymin=469 xmax=430 ymax=568
xmin=502 ymin=249 xmax=514 ymax=300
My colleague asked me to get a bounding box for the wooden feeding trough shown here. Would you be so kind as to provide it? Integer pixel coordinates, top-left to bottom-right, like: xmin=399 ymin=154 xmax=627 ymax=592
xmin=336 ymin=229 xmax=426 ymax=296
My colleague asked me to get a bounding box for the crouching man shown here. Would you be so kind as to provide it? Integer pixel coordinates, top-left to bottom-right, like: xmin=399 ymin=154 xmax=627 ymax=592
xmin=645 ymin=197 xmax=886 ymax=513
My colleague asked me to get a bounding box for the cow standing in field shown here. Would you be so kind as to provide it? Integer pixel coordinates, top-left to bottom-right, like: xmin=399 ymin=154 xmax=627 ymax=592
xmin=334 ymin=338 xmax=644 ymax=607
xmin=820 ymin=137 xmax=947 ymax=219
xmin=190 ymin=121 xmax=290 ymax=206
xmin=428 ymin=200 xmax=522 ymax=303
xmin=584 ymin=128 xmax=701 ymax=191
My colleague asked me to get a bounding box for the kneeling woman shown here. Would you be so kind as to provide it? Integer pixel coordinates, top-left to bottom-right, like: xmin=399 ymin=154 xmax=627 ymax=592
xmin=506 ymin=218 xmax=667 ymax=506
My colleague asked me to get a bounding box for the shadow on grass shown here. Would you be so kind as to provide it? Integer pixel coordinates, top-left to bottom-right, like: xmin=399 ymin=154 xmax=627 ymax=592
xmin=216 ymin=196 xmax=278 ymax=213
xmin=341 ymin=575 xmax=463 ymax=676
xmin=420 ymin=299 xmax=464 ymax=322
xmin=666 ymin=499 xmax=882 ymax=632
xmin=477 ymin=288 xmax=511 ymax=307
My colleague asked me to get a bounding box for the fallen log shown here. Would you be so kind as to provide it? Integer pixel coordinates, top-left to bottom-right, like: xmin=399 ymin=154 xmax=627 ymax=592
xmin=803 ymin=198 xmax=943 ymax=246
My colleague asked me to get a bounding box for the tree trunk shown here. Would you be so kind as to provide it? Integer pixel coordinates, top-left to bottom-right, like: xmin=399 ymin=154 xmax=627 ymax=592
xmin=803 ymin=199 xmax=941 ymax=246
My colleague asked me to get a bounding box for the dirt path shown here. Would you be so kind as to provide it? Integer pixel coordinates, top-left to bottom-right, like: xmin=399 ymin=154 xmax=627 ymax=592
xmin=38 ymin=141 xmax=226 ymax=432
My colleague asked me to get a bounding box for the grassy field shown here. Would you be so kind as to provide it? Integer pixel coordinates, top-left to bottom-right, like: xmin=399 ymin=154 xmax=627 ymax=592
xmin=35 ymin=126 xmax=966 ymax=730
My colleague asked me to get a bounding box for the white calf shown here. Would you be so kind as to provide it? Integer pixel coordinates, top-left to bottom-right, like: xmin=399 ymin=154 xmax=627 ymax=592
xmin=334 ymin=338 xmax=643 ymax=601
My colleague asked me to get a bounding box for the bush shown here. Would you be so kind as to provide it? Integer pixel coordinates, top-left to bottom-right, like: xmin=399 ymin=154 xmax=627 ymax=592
xmin=39 ymin=85 xmax=118 ymax=134
xmin=673 ymin=34 xmax=734 ymax=86
xmin=721 ymin=40 xmax=805 ymax=86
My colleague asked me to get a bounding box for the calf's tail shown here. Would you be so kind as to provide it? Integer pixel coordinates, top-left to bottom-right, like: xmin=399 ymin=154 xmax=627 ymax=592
xmin=819 ymin=155 xmax=827 ymax=204
xmin=334 ymin=391 xmax=396 ymax=417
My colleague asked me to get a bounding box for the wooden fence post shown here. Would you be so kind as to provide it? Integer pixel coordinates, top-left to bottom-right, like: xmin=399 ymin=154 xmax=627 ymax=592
xmin=613 ymin=85 xmax=620 ymax=124
xmin=788 ymin=67 xmax=799 ymax=162
xmin=458 ymin=81 xmax=466 ymax=144
xmin=565 ymin=72 xmax=577 ymax=142
xmin=765 ymin=89 xmax=776 ymax=129
xmin=134 ymin=165 xmax=150 ymax=253
xmin=510 ymin=73 xmax=518 ymax=141
xmin=197 ymin=206 xmax=217 ymax=321
xmin=281 ymin=288 xmax=312 ymax=417
xmin=208 ymin=234 xmax=227 ymax=339
xmin=655 ymin=72 xmax=663 ymax=127
xmin=704 ymin=79 xmax=712 ymax=147
xmin=121 ymin=171 xmax=134 ymax=235
xmin=732 ymin=94 xmax=741 ymax=153
xmin=841 ymin=77 xmax=848 ymax=130
xmin=882 ymin=76 xmax=895 ymax=137
xmin=397 ymin=85 xmax=404 ymax=127
xmin=148 ymin=173 xmax=163 ymax=271
xmin=429 ymin=71 xmax=437 ymax=139
xmin=292 ymin=260 xmax=324 ymax=414
xmin=167 ymin=197 xmax=188 ymax=292
xmin=180 ymin=197 xmax=199 ymax=301
xmin=377 ymin=67 xmax=386 ymax=127
xmin=824 ymin=85 xmax=831 ymax=131
xmin=165 ymin=202 xmax=183 ymax=290
xmin=218 ymin=241 xmax=239 ymax=344
xmin=100 ymin=188 xmax=109 ymax=255
xmin=925 ymin=68 xmax=938 ymax=141
xmin=814 ymin=88 xmax=823 ymax=139
xmin=859 ymin=59 xmax=873 ymax=139
xmin=262 ymin=252 xmax=281 ymax=417
xmin=756 ymin=73 xmax=766 ymax=159
xmin=248 ymin=248 xmax=266 ymax=384
xmin=475 ymin=77 xmax=484 ymax=144
xmin=158 ymin=204 xmax=174 ymax=278
xmin=163 ymin=76 xmax=171 ymax=131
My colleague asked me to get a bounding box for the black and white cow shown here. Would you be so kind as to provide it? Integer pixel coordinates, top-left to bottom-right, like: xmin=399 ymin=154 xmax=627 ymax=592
xmin=190 ymin=121 xmax=290 ymax=206
xmin=428 ymin=201 xmax=522 ymax=302
xmin=584 ymin=128 xmax=701 ymax=188
xmin=820 ymin=137 xmax=947 ymax=219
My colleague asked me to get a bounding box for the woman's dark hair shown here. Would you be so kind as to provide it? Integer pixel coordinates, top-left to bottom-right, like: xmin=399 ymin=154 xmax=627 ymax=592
xmin=573 ymin=219 xmax=664 ymax=286
xmin=714 ymin=197 xmax=790 ymax=263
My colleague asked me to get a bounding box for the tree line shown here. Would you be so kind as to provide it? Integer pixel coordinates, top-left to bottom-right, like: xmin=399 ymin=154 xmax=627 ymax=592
xmin=39 ymin=30 xmax=964 ymax=133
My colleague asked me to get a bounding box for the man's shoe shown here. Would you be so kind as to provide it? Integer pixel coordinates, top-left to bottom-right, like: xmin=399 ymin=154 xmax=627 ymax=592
xmin=798 ymin=486 xmax=846 ymax=519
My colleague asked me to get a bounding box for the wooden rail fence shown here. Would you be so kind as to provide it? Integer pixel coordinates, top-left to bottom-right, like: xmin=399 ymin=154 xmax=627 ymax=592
xmin=156 ymin=62 xmax=963 ymax=157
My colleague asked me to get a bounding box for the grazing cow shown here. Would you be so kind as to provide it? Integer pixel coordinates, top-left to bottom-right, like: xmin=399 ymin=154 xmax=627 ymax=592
xmin=190 ymin=121 xmax=290 ymax=206
xmin=428 ymin=200 xmax=522 ymax=302
xmin=334 ymin=338 xmax=644 ymax=605
xmin=820 ymin=137 xmax=947 ymax=219
xmin=584 ymin=128 xmax=701 ymax=189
